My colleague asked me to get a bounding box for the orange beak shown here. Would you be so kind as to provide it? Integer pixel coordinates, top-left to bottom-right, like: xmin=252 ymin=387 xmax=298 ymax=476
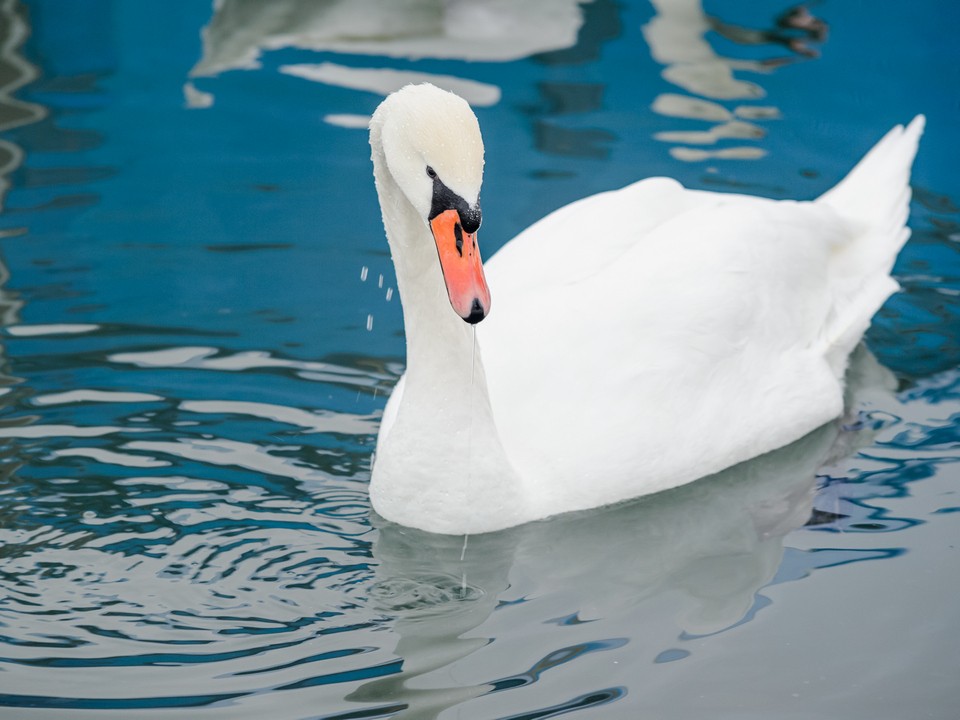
xmin=429 ymin=209 xmax=491 ymax=323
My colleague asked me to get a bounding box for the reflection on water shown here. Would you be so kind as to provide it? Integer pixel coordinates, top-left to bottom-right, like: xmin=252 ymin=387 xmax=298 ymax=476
xmin=281 ymin=62 xmax=501 ymax=109
xmin=0 ymin=0 xmax=43 ymax=207
xmin=339 ymin=349 xmax=894 ymax=719
xmin=355 ymin=424 xmax=835 ymax=719
xmin=190 ymin=0 xmax=625 ymax=161
xmin=192 ymin=0 xmax=597 ymax=71
xmin=644 ymin=1 xmax=827 ymax=161
xmin=1 ymin=334 xmax=956 ymax=717
xmin=188 ymin=0 xmax=598 ymax=126
xmin=188 ymin=0 xmax=828 ymax=162
xmin=0 ymin=0 xmax=40 ymax=403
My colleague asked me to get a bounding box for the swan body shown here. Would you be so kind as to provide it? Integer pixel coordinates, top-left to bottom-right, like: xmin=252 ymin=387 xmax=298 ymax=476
xmin=369 ymin=83 xmax=923 ymax=535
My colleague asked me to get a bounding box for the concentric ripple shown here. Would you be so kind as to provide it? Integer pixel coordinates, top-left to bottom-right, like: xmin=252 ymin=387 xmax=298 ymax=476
xmin=0 ymin=331 xmax=397 ymax=714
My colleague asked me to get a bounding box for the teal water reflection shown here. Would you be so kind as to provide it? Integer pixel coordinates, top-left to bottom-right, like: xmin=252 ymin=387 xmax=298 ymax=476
xmin=0 ymin=0 xmax=958 ymax=717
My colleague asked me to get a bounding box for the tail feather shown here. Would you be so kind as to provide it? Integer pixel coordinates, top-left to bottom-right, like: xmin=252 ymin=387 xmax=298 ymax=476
xmin=819 ymin=115 xmax=924 ymax=237
xmin=815 ymin=116 xmax=925 ymax=374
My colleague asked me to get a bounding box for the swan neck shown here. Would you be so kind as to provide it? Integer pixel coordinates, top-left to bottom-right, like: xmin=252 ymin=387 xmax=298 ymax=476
xmin=369 ymin=131 xmax=526 ymax=533
xmin=370 ymin=130 xmax=479 ymax=386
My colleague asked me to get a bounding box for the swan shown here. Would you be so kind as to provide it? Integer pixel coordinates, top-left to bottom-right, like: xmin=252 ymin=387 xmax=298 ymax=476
xmin=368 ymin=83 xmax=923 ymax=535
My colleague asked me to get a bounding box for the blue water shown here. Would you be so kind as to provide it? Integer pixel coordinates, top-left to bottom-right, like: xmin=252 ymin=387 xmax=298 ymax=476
xmin=0 ymin=1 xmax=958 ymax=717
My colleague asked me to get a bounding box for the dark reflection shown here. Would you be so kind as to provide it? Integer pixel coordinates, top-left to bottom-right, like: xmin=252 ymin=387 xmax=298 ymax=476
xmin=18 ymin=165 xmax=114 ymax=188
xmin=526 ymin=81 xmax=614 ymax=159
xmin=535 ymin=82 xmax=604 ymax=116
xmin=866 ymin=187 xmax=960 ymax=378
xmin=698 ymin=172 xmax=787 ymax=196
xmin=10 ymin=118 xmax=100 ymax=153
xmin=1 ymin=2 xmax=112 ymax=206
xmin=709 ymin=5 xmax=828 ymax=62
xmin=913 ymin=187 xmax=959 ymax=215
xmin=805 ymin=507 xmax=846 ymax=527
xmin=534 ymin=122 xmax=614 ymax=159
xmin=532 ymin=0 xmax=622 ymax=66
xmin=524 ymin=0 xmax=622 ymax=163
xmin=0 ymin=0 xmax=44 ymax=206
xmin=0 ymin=0 xmax=42 ymax=394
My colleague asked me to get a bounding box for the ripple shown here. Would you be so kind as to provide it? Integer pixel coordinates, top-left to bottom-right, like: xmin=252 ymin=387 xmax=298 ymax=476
xmin=0 ymin=424 xmax=151 ymax=438
xmin=53 ymin=446 xmax=171 ymax=468
xmin=5 ymin=323 xmax=99 ymax=337
xmin=180 ymin=400 xmax=378 ymax=435
xmin=0 ymin=479 xmax=382 ymax=706
xmin=108 ymin=345 xmax=393 ymax=389
xmin=33 ymin=389 xmax=164 ymax=406
xmin=369 ymin=574 xmax=485 ymax=614
xmin=124 ymin=438 xmax=340 ymax=484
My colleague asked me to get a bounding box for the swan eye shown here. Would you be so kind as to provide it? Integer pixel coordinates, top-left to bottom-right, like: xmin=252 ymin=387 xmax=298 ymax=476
xmin=426 ymin=166 xmax=437 ymax=179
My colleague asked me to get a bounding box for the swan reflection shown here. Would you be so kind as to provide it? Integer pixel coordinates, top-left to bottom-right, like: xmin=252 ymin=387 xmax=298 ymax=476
xmin=349 ymin=346 xmax=896 ymax=718
xmin=352 ymin=421 xmax=865 ymax=715
xmin=192 ymin=0 xmax=596 ymax=73
xmin=188 ymin=0 xmax=598 ymax=121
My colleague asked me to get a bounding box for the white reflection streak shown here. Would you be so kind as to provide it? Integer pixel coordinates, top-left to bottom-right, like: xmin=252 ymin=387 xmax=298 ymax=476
xmin=53 ymin=447 xmax=171 ymax=469
xmin=280 ymin=63 xmax=502 ymax=107
xmin=180 ymin=399 xmax=378 ymax=434
xmin=124 ymin=438 xmax=330 ymax=483
xmin=5 ymin=323 xmax=100 ymax=337
xmin=116 ymin=475 xmax=229 ymax=492
xmin=670 ymin=146 xmax=767 ymax=161
xmin=108 ymin=346 xmax=390 ymax=387
xmin=183 ymin=81 xmax=215 ymax=109
xmin=33 ymin=389 xmax=164 ymax=406
xmin=654 ymin=120 xmax=763 ymax=145
xmin=323 ymin=114 xmax=370 ymax=129
xmin=0 ymin=425 xmax=151 ymax=439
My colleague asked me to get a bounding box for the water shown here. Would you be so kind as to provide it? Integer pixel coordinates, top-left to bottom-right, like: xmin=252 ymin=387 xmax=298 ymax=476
xmin=0 ymin=0 xmax=958 ymax=717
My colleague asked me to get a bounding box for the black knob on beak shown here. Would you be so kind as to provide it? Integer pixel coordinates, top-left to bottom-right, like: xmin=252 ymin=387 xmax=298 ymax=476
xmin=465 ymin=298 xmax=487 ymax=324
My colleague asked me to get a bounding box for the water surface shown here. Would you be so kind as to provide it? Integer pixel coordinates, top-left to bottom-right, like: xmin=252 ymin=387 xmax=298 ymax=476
xmin=1 ymin=1 xmax=958 ymax=718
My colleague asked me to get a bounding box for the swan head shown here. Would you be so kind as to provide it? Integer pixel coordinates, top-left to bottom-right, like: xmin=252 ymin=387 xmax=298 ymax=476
xmin=371 ymin=84 xmax=490 ymax=324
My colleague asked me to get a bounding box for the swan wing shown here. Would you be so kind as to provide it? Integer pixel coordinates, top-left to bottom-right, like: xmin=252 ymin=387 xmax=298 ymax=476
xmin=480 ymin=182 xmax=855 ymax=515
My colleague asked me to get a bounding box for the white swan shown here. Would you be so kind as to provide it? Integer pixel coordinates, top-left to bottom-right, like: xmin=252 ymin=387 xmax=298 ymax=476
xmin=368 ymin=83 xmax=923 ymax=535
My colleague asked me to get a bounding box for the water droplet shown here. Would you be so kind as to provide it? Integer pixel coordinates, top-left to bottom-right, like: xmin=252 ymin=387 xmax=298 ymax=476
xmin=360 ymin=266 xmax=369 ymax=282
xmin=385 ymin=287 xmax=393 ymax=301
xmin=366 ymin=314 xmax=374 ymax=331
